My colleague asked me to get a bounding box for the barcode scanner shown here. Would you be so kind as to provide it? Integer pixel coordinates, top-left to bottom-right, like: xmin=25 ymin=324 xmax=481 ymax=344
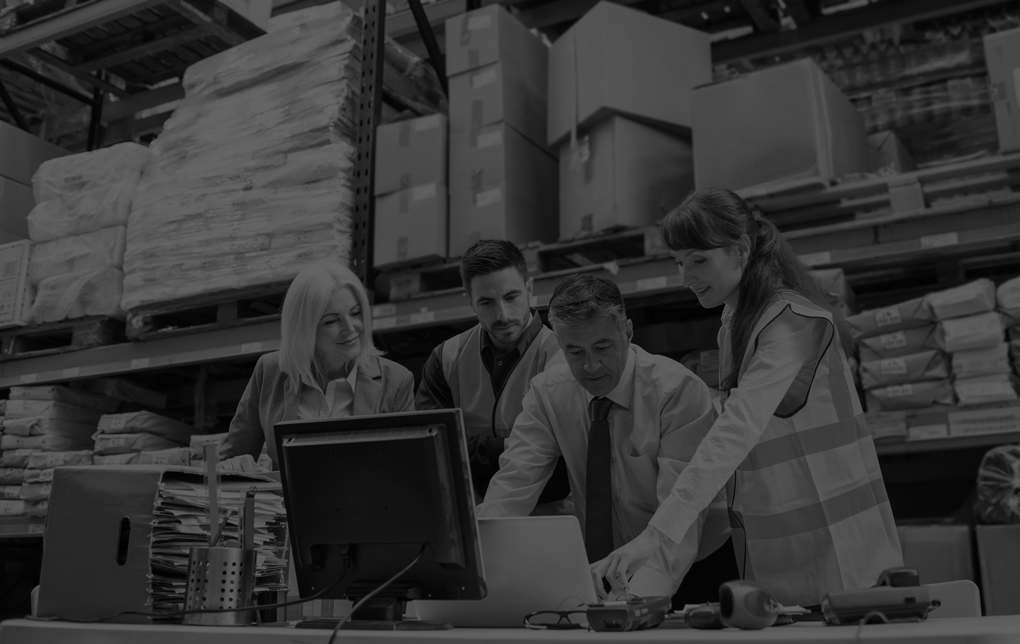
xmin=719 ymin=580 xmax=781 ymax=629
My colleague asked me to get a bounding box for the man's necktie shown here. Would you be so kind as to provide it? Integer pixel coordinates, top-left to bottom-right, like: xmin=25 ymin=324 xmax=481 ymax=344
xmin=585 ymin=397 xmax=615 ymax=563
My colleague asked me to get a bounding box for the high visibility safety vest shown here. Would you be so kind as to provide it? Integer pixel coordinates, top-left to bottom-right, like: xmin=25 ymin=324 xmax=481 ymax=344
xmin=441 ymin=323 xmax=562 ymax=440
xmin=721 ymin=292 xmax=903 ymax=607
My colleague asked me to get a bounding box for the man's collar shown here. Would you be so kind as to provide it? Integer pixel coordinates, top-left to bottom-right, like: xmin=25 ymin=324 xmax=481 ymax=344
xmin=583 ymin=345 xmax=637 ymax=411
xmin=480 ymin=310 xmax=542 ymax=356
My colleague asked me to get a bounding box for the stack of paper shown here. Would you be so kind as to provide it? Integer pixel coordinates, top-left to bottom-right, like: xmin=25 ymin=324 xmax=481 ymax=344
xmin=148 ymin=477 xmax=288 ymax=615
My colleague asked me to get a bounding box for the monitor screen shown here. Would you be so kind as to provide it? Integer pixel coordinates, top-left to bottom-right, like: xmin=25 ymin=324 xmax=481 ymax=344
xmin=275 ymin=410 xmax=486 ymax=605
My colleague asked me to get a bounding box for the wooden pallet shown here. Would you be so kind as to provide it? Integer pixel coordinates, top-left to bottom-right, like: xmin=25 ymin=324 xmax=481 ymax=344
xmin=126 ymin=282 xmax=288 ymax=341
xmin=741 ymin=151 xmax=1020 ymax=229
xmin=0 ymin=316 xmax=124 ymax=361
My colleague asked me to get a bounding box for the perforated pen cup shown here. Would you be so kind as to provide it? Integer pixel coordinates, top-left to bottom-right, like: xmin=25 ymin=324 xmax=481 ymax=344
xmin=183 ymin=546 xmax=257 ymax=626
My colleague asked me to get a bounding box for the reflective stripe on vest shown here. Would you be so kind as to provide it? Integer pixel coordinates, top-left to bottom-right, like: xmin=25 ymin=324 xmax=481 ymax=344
xmin=440 ymin=323 xmax=562 ymax=440
xmin=723 ymin=292 xmax=902 ymax=606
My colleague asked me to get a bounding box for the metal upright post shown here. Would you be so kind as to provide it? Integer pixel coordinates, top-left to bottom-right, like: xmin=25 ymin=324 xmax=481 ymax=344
xmin=350 ymin=0 xmax=388 ymax=292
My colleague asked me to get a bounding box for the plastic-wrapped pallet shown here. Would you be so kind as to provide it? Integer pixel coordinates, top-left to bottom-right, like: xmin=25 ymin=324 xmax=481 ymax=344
xmin=28 ymin=227 xmax=127 ymax=286
xmin=30 ymin=267 xmax=125 ymax=323
xmin=121 ymin=2 xmax=446 ymax=311
xmin=30 ymin=143 xmax=150 ymax=207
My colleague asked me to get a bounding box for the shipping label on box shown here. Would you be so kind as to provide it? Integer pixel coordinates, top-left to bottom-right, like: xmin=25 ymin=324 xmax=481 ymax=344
xmin=374 ymin=115 xmax=448 ymax=197
xmin=0 ymin=240 xmax=33 ymax=329
xmin=949 ymin=402 xmax=1020 ymax=437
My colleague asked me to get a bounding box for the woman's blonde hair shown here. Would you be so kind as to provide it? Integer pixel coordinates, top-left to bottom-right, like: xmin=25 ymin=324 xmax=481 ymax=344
xmin=279 ymin=261 xmax=381 ymax=395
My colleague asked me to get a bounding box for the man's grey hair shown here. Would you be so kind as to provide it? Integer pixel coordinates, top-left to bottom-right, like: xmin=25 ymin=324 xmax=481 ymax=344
xmin=547 ymin=274 xmax=627 ymax=331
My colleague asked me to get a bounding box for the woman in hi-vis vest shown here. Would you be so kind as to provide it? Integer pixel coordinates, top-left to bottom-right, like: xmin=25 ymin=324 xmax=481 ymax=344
xmin=591 ymin=188 xmax=902 ymax=607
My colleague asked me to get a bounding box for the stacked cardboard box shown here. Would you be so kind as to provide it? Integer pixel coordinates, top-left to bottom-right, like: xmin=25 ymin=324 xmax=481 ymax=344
xmin=26 ymin=143 xmax=149 ymax=323
xmin=445 ymin=5 xmax=557 ymax=257
xmin=694 ymin=58 xmax=871 ymax=194
xmin=373 ymin=115 xmax=448 ymax=269
xmin=550 ymin=2 xmax=707 ymax=241
xmin=120 ymin=3 xmax=445 ymax=310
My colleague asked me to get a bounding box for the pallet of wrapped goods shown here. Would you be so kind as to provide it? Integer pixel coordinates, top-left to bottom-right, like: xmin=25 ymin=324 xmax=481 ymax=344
xmin=28 ymin=227 xmax=126 ymax=286
xmin=30 ymin=267 xmax=125 ymax=323
xmin=120 ymin=2 xmax=445 ymax=311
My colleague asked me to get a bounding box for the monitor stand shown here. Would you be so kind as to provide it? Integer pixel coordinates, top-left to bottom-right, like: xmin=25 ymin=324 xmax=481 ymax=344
xmin=295 ymin=596 xmax=452 ymax=631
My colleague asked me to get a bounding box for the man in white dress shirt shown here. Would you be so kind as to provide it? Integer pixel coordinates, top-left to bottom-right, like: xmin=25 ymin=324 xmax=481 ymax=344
xmin=477 ymin=274 xmax=729 ymax=598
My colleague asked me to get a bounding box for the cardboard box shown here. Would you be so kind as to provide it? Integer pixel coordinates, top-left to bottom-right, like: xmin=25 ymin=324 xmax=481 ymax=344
xmin=984 ymin=28 xmax=1020 ymax=153
xmin=374 ymin=115 xmax=448 ymax=197
xmin=865 ymin=410 xmax=907 ymax=442
xmin=547 ymin=1 xmax=711 ymax=147
xmin=868 ymin=131 xmax=917 ymax=174
xmin=449 ymin=123 xmax=557 ymax=257
xmin=948 ymin=401 xmax=1020 ymax=436
xmin=906 ymin=408 xmax=950 ymax=441
xmin=445 ymin=5 xmax=545 ymax=77
xmin=693 ymin=58 xmax=870 ymax=193
xmin=0 ymin=121 xmax=67 ymax=187
xmin=448 ymin=47 xmax=548 ymax=150
xmin=859 ymin=350 xmax=948 ymax=389
xmin=0 ymin=175 xmax=35 ymax=240
xmin=976 ymin=524 xmax=1020 ymax=615
xmin=558 ymin=116 xmax=693 ymax=241
xmin=37 ymin=465 xmax=278 ymax=622
xmin=897 ymin=525 xmax=974 ymax=585
xmin=0 ymin=240 xmax=33 ymax=329
xmin=374 ymin=183 xmax=448 ymax=269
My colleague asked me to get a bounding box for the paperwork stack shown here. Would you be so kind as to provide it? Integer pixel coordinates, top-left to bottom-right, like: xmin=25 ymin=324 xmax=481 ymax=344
xmin=27 ymin=143 xmax=149 ymax=323
xmin=121 ymin=3 xmax=445 ymax=310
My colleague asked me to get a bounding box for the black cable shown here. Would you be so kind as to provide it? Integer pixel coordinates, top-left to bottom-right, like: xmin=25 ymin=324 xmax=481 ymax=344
xmin=327 ymin=544 xmax=426 ymax=644
xmin=31 ymin=554 xmax=352 ymax=625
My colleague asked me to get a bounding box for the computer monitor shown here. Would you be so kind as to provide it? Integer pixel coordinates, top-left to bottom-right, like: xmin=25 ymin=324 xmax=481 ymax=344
xmin=275 ymin=409 xmax=486 ymax=625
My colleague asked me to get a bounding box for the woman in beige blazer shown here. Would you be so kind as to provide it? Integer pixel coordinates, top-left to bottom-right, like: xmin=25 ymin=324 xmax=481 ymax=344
xmin=221 ymin=261 xmax=415 ymax=468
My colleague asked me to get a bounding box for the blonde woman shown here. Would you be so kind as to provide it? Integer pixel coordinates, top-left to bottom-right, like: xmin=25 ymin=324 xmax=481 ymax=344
xmin=221 ymin=261 xmax=415 ymax=467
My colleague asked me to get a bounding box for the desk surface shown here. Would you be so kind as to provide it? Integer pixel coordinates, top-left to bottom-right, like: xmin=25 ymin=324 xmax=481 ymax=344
xmin=2 ymin=617 xmax=1019 ymax=643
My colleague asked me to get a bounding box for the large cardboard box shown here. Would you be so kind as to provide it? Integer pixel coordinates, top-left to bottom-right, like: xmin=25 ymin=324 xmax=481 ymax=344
xmin=37 ymin=465 xmax=279 ymax=622
xmin=984 ymin=28 xmax=1020 ymax=153
xmin=976 ymin=524 xmax=1020 ymax=615
xmin=558 ymin=116 xmax=692 ymax=241
xmin=445 ymin=5 xmax=544 ymax=77
xmin=693 ymin=58 xmax=870 ymax=193
xmin=0 ymin=240 xmax=33 ymax=329
xmin=0 ymin=121 xmax=67 ymax=187
xmin=374 ymin=114 xmax=448 ymax=196
xmin=374 ymin=183 xmax=448 ymax=269
xmin=448 ymin=46 xmax=547 ymax=150
xmin=449 ymin=123 xmax=557 ymax=257
xmin=897 ymin=525 xmax=974 ymax=585
xmin=0 ymin=175 xmax=35 ymax=240
xmin=547 ymin=2 xmax=710 ymax=147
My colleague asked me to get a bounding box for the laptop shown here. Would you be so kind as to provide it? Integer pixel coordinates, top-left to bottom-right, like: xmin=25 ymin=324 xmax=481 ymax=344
xmin=414 ymin=515 xmax=598 ymax=628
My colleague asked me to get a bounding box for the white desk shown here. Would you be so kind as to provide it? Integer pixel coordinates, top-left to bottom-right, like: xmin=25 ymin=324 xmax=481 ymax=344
xmin=2 ymin=617 xmax=1019 ymax=643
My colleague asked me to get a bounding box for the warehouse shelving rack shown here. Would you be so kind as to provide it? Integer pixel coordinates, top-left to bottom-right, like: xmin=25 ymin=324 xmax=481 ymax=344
xmin=0 ymin=0 xmax=1019 ymax=463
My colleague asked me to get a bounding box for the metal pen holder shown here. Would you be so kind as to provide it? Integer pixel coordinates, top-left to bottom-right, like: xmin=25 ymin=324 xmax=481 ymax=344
xmin=183 ymin=546 xmax=257 ymax=626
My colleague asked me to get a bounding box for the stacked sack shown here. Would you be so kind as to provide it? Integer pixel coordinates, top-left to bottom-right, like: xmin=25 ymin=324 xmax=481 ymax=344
xmin=928 ymin=279 xmax=1014 ymax=407
xmin=997 ymin=277 xmax=1020 ymax=376
xmin=0 ymin=401 xmax=18 ymax=518
xmin=26 ymin=143 xmax=149 ymax=323
xmin=849 ymin=295 xmax=948 ymax=441
xmin=93 ymin=411 xmax=198 ymax=465
xmin=3 ymin=385 xmax=119 ymax=517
